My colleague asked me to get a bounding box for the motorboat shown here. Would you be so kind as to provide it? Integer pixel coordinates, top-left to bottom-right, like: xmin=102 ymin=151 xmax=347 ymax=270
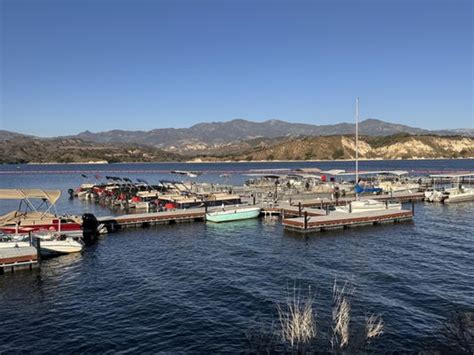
xmin=425 ymin=173 xmax=474 ymax=203
xmin=35 ymin=232 xmax=84 ymax=256
xmin=444 ymin=186 xmax=474 ymax=203
xmin=0 ymin=189 xmax=82 ymax=234
xmin=171 ymin=170 xmax=202 ymax=178
xmin=206 ymin=207 xmax=261 ymax=223
xmin=0 ymin=232 xmax=84 ymax=256
xmin=424 ymin=189 xmax=447 ymax=202
xmin=335 ymin=199 xmax=402 ymax=213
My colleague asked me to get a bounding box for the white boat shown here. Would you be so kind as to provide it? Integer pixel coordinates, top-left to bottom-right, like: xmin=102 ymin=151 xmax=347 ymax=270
xmin=337 ymin=99 xmax=402 ymax=214
xmin=335 ymin=199 xmax=402 ymax=213
xmin=206 ymin=207 xmax=261 ymax=223
xmin=0 ymin=232 xmax=84 ymax=256
xmin=424 ymin=189 xmax=447 ymax=202
xmin=444 ymin=186 xmax=474 ymax=203
xmin=171 ymin=170 xmax=202 ymax=178
xmin=377 ymin=181 xmax=419 ymax=193
xmin=425 ymin=173 xmax=474 ymax=203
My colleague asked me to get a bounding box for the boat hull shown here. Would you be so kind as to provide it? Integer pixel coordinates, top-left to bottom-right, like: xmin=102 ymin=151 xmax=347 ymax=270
xmin=445 ymin=190 xmax=474 ymax=203
xmin=335 ymin=200 xmax=402 ymax=213
xmin=39 ymin=241 xmax=83 ymax=256
xmin=206 ymin=207 xmax=261 ymax=223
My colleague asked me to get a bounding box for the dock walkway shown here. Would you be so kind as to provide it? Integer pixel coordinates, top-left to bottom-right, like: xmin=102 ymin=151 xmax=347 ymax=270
xmin=283 ymin=208 xmax=413 ymax=233
xmin=289 ymin=191 xmax=425 ymax=208
xmin=97 ymin=204 xmax=256 ymax=231
xmin=0 ymin=246 xmax=39 ymax=273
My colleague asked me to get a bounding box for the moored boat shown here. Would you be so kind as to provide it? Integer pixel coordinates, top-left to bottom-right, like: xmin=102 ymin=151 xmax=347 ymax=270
xmin=0 ymin=232 xmax=84 ymax=256
xmin=0 ymin=189 xmax=83 ymax=234
xmin=206 ymin=207 xmax=261 ymax=223
xmin=335 ymin=199 xmax=401 ymax=213
xmin=35 ymin=232 xmax=84 ymax=256
xmin=444 ymin=186 xmax=474 ymax=203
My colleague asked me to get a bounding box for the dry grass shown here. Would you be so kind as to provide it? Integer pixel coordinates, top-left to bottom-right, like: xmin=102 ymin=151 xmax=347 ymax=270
xmin=331 ymin=280 xmax=353 ymax=349
xmin=366 ymin=314 xmax=384 ymax=340
xmin=270 ymin=279 xmax=384 ymax=352
xmin=277 ymin=284 xmax=317 ymax=348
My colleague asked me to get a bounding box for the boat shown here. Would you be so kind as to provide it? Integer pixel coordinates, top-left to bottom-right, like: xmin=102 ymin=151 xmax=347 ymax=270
xmin=335 ymin=99 xmax=401 ymax=214
xmin=424 ymin=188 xmax=447 ymax=202
xmin=444 ymin=186 xmax=474 ymax=203
xmin=35 ymin=232 xmax=84 ymax=256
xmin=206 ymin=207 xmax=261 ymax=223
xmin=0 ymin=189 xmax=83 ymax=234
xmin=425 ymin=173 xmax=474 ymax=203
xmin=171 ymin=170 xmax=202 ymax=178
xmin=335 ymin=199 xmax=402 ymax=213
xmin=0 ymin=232 xmax=84 ymax=256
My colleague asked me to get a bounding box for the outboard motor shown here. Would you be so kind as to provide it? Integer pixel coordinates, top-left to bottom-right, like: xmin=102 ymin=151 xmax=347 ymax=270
xmin=68 ymin=188 xmax=75 ymax=199
xmin=82 ymin=213 xmax=99 ymax=244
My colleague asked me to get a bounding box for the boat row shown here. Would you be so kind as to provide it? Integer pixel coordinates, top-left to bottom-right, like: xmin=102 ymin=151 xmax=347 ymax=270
xmin=0 ymin=232 xmax=84 ymax=257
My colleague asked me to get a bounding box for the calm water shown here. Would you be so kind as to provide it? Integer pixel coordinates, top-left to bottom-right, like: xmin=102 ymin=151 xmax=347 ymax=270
xmin=1 ymin=160 xmax=473 ymax=352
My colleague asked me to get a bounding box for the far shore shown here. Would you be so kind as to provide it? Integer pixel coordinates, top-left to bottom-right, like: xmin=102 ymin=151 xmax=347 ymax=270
xmin=3 ymin=156 xmax=473 ymax=166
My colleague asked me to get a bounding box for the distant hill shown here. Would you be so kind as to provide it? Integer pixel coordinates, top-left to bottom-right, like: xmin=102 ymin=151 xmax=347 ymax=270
xmin=70 ymin=118 xmax=473 ymax=154
xmin=211 ymin=134 xmax=474 ymax=161
xmin=1 ymin=133 xmax=472 ymax=164
xmin=0 ymin=137 xmax=184 ymax=164
xmin=0 ymin=130 xmax=33 ymax=142
xmin=1 ymin=118 xmax=472 ymax=160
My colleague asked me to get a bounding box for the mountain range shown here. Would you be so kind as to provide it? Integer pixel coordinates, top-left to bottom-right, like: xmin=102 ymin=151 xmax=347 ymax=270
xmin=1 ymin=118 xmax=473 ymax=163
xmin=71 ymin=119 xmax=473 ymax=152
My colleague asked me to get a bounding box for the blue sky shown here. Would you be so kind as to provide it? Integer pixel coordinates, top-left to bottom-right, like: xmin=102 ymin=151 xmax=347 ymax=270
xmin=1 ymin=0 xmax=472 ymax=136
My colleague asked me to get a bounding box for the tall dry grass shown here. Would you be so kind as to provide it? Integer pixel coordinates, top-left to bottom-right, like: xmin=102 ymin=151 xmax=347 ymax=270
xmin=277 ymin=284 xmax=317 ymax=348
xmin=272 ymin=278 xmax=384 ymax=352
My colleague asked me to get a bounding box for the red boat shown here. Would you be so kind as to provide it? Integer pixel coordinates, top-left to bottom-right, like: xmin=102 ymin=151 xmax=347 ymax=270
xmin=0 ymin=189 xmax=82 ymax=235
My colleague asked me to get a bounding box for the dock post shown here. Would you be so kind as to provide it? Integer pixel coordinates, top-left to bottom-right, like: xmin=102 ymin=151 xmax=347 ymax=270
xmin=29 ymin=231 xmax=32 ymax=246
xmin=304 ymin=211 xmax=308 ymax=230
xmin=253 ymin=194 xmax=256 ymax=205
xmin=289 ymin=197 xmax=292 ymax=206
xmin=36 ymin=237 xmax=41 ymax=263
xmin=411 ymin=201 xmax=415 ymax=216
xmin=349 ymin=203 xmax=352 ymax=213
xmin=325 ymin=204 xmax=329 ymax=215
xmin=385 ymin=200 xmax=389 ymax=209
xmin=204 ymin=202 xmax=208 ymax=213
xmin=298 ymin=202 xmax=302 ymax=216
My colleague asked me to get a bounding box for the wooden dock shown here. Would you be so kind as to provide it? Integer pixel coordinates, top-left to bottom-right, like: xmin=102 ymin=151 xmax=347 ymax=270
xmin=0 ymin=246 xmax=39 ymax=273
xmin=282 ymin=208 xmax=413 ymax=233
xmin=97 ymin=204 xmax=263 ymax=231
xmin=289 ymin=191 xmax=425 ymax=208
xmin=97 ymin=208 xmax=207 ymax=231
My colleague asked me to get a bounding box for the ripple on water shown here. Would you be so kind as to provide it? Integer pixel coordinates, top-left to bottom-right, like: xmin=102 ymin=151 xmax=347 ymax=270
xmin=1 ymin=186 xmax=474 ymax=352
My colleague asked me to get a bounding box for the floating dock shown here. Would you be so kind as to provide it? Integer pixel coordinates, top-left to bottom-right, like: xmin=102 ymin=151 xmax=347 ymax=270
xmin=289 ymin=191 xmax=425 ymax=208
xmin=0 ymin=246 xmax=39 ymax=273
xmin=97 ymin=208 xmax=207 ymax=231
xmin=282 ymin=208 xmax=414 ymax=233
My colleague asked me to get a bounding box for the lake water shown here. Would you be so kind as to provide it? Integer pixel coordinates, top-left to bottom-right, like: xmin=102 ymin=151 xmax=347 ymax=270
xmin=0 ymin=160 xmax=473 ymax=352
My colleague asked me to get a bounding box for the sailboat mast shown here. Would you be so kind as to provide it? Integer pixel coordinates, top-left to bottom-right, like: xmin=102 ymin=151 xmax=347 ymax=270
xmin=355 ymin=97 xmax=359 ymax=184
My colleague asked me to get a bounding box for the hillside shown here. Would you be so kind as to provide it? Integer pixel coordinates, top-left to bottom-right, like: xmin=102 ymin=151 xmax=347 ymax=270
xmin=213 ymin=134 xmax=474 ymax=161
xmin=0 ymin=137 xmax=184 ymax=164
xmin=71 ymin=118 xmax=473 ymax=154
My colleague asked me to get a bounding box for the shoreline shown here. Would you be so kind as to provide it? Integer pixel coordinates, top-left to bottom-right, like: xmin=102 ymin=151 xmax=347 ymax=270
xmin=2 ymin=156 xmax=474 ymax=166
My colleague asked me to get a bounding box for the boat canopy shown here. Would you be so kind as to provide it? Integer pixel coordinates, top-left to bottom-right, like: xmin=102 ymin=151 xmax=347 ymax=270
xmin=321 ymin=169 xmax=347 ymax=176
xmin=0 ymin=189 xmax=61 ymax=205
xmin=429 ymin=173 xmax=474 ymax=179
xmin=331 ymin=170 xmax=409 ymax=177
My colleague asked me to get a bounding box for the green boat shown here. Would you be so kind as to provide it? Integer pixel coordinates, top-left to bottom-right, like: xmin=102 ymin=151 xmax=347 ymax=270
xmin=206 ymin=207 xmax=261 ymax=223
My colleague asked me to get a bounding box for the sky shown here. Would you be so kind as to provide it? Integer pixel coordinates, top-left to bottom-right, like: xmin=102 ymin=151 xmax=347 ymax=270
xmin=0 ymin=0 xmax=472 ymax=136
